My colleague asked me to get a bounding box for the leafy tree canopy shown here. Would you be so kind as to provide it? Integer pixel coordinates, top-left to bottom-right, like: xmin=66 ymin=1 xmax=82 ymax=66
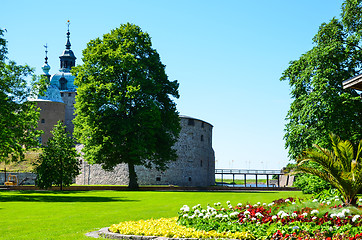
xmin=0 ymin=28 xmax=42 ymax=164
xmin=281 ymin=0 xmax=362 ymax=161
xmin=72 ymin=23 xmax=181 ymax=189
xmin=34 ymin=121 xmax=80 ymax=190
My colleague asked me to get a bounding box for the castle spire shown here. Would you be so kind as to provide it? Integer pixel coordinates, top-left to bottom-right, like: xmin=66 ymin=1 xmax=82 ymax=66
xmin=65 ymin=20 xmax=71 ymax=50
xmin=59 ymin=20 xmax=76 ymax=72
xmin=42 ymin=43 xmax=51 ymax=77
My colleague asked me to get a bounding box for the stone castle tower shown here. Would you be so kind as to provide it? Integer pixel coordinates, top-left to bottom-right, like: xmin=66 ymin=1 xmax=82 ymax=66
xmin=33 ymin=23 xmax=215 ymax=187
xmin=76 ymin=116 xmax=215 ymax=187
xmin=34 ymin=22 xmax=77 ymax=144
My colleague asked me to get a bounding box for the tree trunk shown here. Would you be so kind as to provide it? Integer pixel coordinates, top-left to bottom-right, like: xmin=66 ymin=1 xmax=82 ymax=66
xmin=346 ymin=196 xmax=357 ymax=206
xmin=128 ymin=162 xmax=139 ymax=190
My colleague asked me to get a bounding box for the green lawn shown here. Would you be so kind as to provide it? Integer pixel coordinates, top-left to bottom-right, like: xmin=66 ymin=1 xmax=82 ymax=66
xmin=0 ymin=190 xmax=307 ymax=240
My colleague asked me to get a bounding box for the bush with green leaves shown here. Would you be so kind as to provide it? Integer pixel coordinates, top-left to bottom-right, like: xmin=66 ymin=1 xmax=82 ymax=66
xmin=34 ymin=121 xmax=79 ymax=190
xmin=293 ymin=133 xmax=362 ymax=205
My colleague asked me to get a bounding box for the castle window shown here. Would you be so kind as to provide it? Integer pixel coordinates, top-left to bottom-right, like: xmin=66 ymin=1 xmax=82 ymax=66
xmin=201 ymin=135 xmax=204 ymax=141
xmin=41 ymin=119 xmax=45 ymax=123
xmin=188 ymin=177 xmax=192 ymax=182
xmin=156 ymin=177 xmax=161 ymax=181
xmin=200 ymin=160 xmax=203 ymax=167
xmin=38 ymin=136 xmax=42 ymax=145
xmin=59 ymin=77 xmax=68 ymax=90
xmin=188 ymin=119 xmax=194 ymax=126
xmin=61 ymin=93 xmax=64 ymax=97
xmin=68 ymin=93 xmax=71 ymax=97
xmin=201 ymin=122 xmax=204 ymax=128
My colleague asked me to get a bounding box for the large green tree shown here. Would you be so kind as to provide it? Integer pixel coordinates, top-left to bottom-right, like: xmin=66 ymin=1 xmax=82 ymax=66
xmin=0 ymin=28 xmax=42 ymax=164
xmin=72 ymin=23 xmax=181 ymax=189
xmin=281 ymin=0 xmax=362 ymax=161
xmin=34 ymin=121 xmax=80 ymax=190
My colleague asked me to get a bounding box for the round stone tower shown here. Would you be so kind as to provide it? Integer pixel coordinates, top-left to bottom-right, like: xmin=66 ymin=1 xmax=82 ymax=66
xmin=76 ymin=116 xmax=215 ymax=187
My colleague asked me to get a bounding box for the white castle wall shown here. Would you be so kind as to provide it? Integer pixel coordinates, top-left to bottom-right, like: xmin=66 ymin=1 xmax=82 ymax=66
xmin=76 ymin=116 xmax=215 ymax=187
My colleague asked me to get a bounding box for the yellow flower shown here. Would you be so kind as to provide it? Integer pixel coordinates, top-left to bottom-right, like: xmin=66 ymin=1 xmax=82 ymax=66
xmin=109 ymin=217 xmax=254 ymax=239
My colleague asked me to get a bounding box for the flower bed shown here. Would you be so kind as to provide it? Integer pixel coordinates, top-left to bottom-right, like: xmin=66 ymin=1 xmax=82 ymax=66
xmin=109 ymin=194 xmax=362 ymax=239
xmin=178 ymin=197 xmax=362 ymax=239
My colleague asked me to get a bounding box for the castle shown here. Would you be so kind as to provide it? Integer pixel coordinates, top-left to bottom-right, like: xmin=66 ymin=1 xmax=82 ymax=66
xmin=33 ymin=24 xmax=215 ymax=187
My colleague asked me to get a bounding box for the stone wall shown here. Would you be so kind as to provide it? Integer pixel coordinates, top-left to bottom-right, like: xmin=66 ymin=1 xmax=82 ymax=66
xmin=35 ymin=100 xmax=65 ymax=145
xmin=61 ymin=91 xmax=76 ymax=136
xmin=0 ymin=172 xmax=36 ymax=185
xmin=76 ymin=116 xmax=215 ymax=187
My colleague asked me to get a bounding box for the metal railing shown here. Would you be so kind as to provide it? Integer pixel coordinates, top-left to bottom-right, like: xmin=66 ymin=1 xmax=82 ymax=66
xmin=215 ymin=169 xmax=283 ymax=175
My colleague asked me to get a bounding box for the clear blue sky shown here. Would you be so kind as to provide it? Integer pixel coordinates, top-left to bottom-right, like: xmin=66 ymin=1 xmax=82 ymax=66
xmin=1 ymin=0 xmax=343 ymax=170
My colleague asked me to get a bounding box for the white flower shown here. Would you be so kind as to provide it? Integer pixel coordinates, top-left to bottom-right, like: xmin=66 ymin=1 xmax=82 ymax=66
xmin=293 ymin=226 xmax=300 ymax=230
xmin=194 ymin=209 xmax=200 ymax=214
xmin=201 ymin=209 xmax=206 ymax=213
xmin=285 ymin=199 xmax=290 ymax=203
xmin=228 ymin=205 xmax=233 ymax=209
xmin=291 ymin=213 xmax=297 ymax=218
xmin=330 ymin=213 xmax=337 ymax=218
xmin=243 ymin=218 xmax=247 ymax=222
xmin=215 ymin=214 xmax=223 ymax=218
xmin=182 ymin=214 xmax=188 ymax=218
xmin=203 ymin=214 xmax=210 ymax=219
xmin=322 ymin=200 xmax=326 ymax=204
xmin=327 ymin=201 xmax=331 ymax=205
xmin=353 ymin=215 xmax=361 ymax=222
xmin=335 ymin=198 xmax=340 ymax=202
xmin=198 ymin=213 xmax=204 ymax=217
xmin=251 ymin=217 xmax=256 ymax=221
xmin=311 ymin=210 xmax=319 ymax=215
xmin=292 ymin=202 xmax=296 ymax=205
xmin=312 ymin=199 xmax=318 ymax=203
xmin=342 ymin=209 xmax=350 ymax=215
xmin=255 ymin=212 xmax=264 ymax=218
xmin=226 ymin=201 xmax=231 ymax=205
xmin=244 ymin=210 xmax=250 ymax=215
xmin=337 ymin=212 xmax=345 ymax=218
xmin=263 ymin=203 xmax=267 ymax=206
xmin=272 ymin=215 xmax=278 ymax=220
xmin=257 ymin=202 xmax=261 ymax=205
xmin=229 ymin=212 xmax=239 ymax=218
xmin=237 ymin=203 xmax=242 ymax=207
xmin=359 ymin=198 xmax=362 ymax=202
xmin=221 ymin=208 xmax=225 ymax=211
xmin=302 ymin=212 xmax=308 ymax=217
xmin=246 ymin=204 xmax=250 ymax=208
xmin=277 ymin=211 xmax=285 ymax=216
xmin=253 ymin=204 xmax=258 ymax=207
xmin=223 ymin=214 xmax=229 ymax=219
xmin=207 ymin=206 xmax=216 ymax=212
xmin=312 ymin=216 xmax=317 ymax=220
xmin=180 ymin=205 xmax=190 ymax=212
xmin=277 ymin=211 xmax=289 ymax=218
xmin=268 ymin=202 xmax=275 ymax=207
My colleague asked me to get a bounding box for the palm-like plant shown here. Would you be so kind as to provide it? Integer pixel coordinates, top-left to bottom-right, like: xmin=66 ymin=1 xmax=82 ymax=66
xmin=293 ymin=133 xmax=362 ymax=205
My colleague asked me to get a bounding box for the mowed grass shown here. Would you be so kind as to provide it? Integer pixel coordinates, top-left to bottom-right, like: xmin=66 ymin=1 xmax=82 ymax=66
xmin=0 ymin=190 xmax=307 ymax=240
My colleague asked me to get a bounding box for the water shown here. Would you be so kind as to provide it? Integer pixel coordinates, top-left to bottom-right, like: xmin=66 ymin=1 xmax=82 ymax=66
xmin=216 ymin=183 xmax=278 ymax=188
